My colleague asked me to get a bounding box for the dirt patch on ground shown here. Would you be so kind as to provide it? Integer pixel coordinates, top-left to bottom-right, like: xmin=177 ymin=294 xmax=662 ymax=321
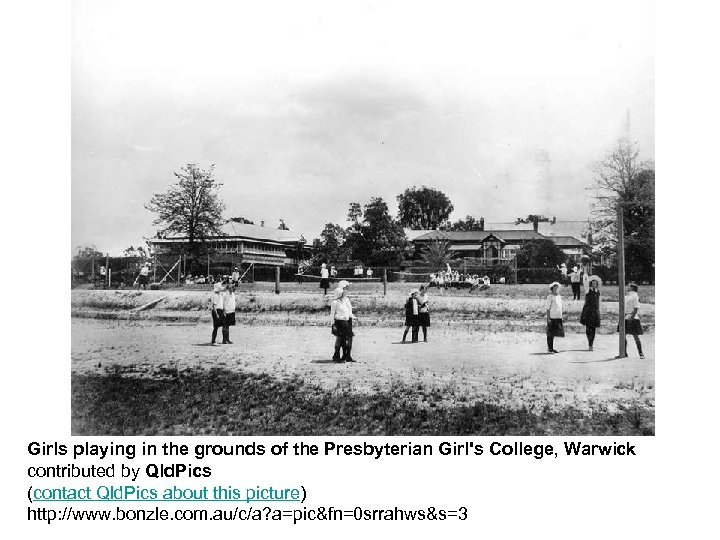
xmin=72 ymin=318 xmax=654 ymax=435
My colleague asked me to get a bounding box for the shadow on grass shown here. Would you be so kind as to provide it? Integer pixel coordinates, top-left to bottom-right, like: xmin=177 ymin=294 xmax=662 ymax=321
xmin=570 ymin=357 xmax=624 ymax=364
xmin=71 ymin=366 xmax=654 ymax=436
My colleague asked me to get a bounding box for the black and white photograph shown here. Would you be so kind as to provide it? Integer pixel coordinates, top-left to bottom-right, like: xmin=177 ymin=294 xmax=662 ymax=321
xmin=71 ymin=0 xmax=655 ymax=436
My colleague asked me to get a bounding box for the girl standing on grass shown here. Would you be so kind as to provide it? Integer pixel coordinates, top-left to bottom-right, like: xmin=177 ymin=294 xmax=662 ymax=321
xmin=545 ymin=281 xmax=564 ymax=353
xmin=619 ymin=282 xmax=645 ymax=358
xmin=580 ymin=276 xmax=602 ymax=350
xmin=402 ymin=289 xmax=420 ymax=343
xmin=210 ymin=282 xmax=224 ymax=345
xmin=418 ymin=285 xmax=430 ymax=342
xmin=221 ymin=282 xmax=236 ymax=345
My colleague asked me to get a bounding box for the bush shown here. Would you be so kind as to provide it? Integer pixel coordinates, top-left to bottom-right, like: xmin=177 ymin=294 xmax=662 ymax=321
xmin=490 ymin=263 xmax=514 ymax=283
xmin=591 ymin=265 xmax=617 ymax=283
xmin=516 ymin=268 xmax=563 ymax=284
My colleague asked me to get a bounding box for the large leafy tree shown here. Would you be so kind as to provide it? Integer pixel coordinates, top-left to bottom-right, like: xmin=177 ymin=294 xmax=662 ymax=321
xmin=589 ymin=138 xmax=655 ymax=281
xmin=448 ymin=215 xmax=485 ymax=231
xmin=515 ymin=239 xmax=565 ymax=268
xmin=397 ymin=186 xmax=454 ymax=229
xmin=75 ymin=245 xmax=104 ymax=259
xmin=146 ymin=163 xmax=226 ymax=259
xmin=311 ymin=223 xmax=349 ymax=264
xmin=346 ymin=197 xmax=408 ymax=266
xmin=122 ymin=245 xmax=148 ymax=259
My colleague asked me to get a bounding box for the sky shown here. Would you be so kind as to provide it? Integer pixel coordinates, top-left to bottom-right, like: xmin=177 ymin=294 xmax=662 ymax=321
xmin=72 ymin=0 xmax=654 ymax=255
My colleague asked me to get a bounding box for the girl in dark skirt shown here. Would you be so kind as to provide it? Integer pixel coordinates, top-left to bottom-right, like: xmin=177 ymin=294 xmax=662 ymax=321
xmin=221 ymin=282 xmax=236 ymax=344
xmin=545 ymin=282 xmax=564 ymax=353
xmin=210 ymin=282 xmax=225 ymax=345
xmin=402 ymin=289 xmax=420 ymax=343
xmin=618 ymin=282 xmax=645 ymax=358
xmin=418 ymin=285 xmax=430 ymax=342
xmin=319 ymin=263 xmax=330 ymax=294
xmin=580 ymin=275 xmax=602 ymax=350
xmin=330 ymin=287 xmax=355 ymax=362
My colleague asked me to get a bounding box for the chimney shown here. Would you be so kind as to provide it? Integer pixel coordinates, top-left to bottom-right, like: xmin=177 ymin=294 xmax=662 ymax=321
xmin=260 ymin=220 xmax=265 ymax=227
xmin=479 ymin=217 xmax=484 ymax=231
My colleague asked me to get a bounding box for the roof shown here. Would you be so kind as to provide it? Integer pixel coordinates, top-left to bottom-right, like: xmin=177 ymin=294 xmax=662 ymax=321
xmin=549 ymin=235 xmax=587 ymax=247
xmin=403 ymin=228 xmax=436 ymax=241
xmin=152 ymin=221 xmax=305 ymax=244
xmin=485 ymin=220 xmax=588 ymax=241
xmin=414 ymin=229 xmax=546 ymax=242
xmin=221 ymin=221 xmax=303 ymax=243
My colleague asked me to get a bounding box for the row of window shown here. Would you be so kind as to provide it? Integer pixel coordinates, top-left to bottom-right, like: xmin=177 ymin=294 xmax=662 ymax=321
xmin=214 ymin=242 xmax=283 ymax=253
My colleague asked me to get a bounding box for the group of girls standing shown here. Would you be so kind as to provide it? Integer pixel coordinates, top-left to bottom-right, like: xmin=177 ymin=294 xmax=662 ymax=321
xmin=402 ymin=286 xmax=430 ymax=343
xmin=546 ymin=277 xmax=644 ymax=358
xmin=209 ymin=281 xmax=237 ymax=345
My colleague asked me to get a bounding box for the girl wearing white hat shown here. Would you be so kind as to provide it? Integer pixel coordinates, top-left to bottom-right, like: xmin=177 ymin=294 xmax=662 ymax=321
xmin=320 ymin=263 xmax=330 ymax=295
xmin=210 ymin=282 xmax=225 ymax=345
xmin=545 ymin=282 xmax=564 ymax=353
xmin=580 ymin=276 xmax=602 ymax=350
xmin=618 ymin=283 xmax=645 ymax=358
xmin=330 ymin=287 xmax=356 ymax=362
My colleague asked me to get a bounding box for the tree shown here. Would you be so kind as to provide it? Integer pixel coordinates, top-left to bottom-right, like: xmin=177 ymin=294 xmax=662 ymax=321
xmin=145 ymin=163 xmax=226 ymax=259
xmin=72 ymin=245 xmax=105 ymax=279
xmin=589 ymin=138 xmax=655 ymax=281
xmin=448 ymin=215 xmax=485 ymax=231
xmin=420 ymin=240 xmax=455 ymax=269
xmin=123 ymin=245 xmax=147 ymax=259
xmin=311 ymin=223 xmax=349 ymax=264
xmin=397 ymin=186 xmax=454 ymax=229
xmin=515 ymin=239 xmax=565 ymax=268
xmin=347 ymin=202 xmax=362 ymax=228
xmin=346 ymin=198 xmax=408 ymax=266
xmin=75 ymin=245 xmax=104 ymax=259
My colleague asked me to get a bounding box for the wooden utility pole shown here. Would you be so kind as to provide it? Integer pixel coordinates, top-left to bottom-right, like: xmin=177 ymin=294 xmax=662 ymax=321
xmin=617 ymin=205 xmax=626 ymax=358
xmin=153 ymin=253 xmax=157 ymax=282
xmin=275 ymin=266 xmax=280 ymax=294
xmin=177 ymin=256 xmax=181 ymax=284
xmin=383 ymin=269 xmax=387 ymax=297
xmin=105 ymin=253 xmax=110 ymax=288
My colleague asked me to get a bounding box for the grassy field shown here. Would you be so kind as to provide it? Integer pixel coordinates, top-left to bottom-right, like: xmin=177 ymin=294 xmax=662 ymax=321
xmin=71 ymin=286 xmax=655 ymax=325
xmin=77 ymin=281 xmax=655 ymax=303
xmin=72 ymin=366 xmax=653 ymax=436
